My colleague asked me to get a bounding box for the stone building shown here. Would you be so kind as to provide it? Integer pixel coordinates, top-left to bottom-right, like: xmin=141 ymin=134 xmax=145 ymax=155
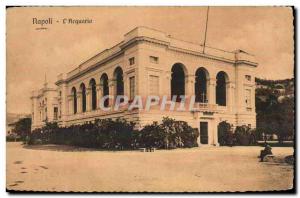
xmin=30 ymin=81 xmax=58 ymax=127
xmin=31 ymin=26 xmax=258 ymax=146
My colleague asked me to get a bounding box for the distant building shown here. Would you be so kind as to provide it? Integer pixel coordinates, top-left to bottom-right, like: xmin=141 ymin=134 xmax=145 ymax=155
xmin=31 ymin=26 xmax=258 ymax=146
xmin=30 ymin=82 xmax=58 ymax=129
xmin=6 ymin=113 xmax=31 ymax=135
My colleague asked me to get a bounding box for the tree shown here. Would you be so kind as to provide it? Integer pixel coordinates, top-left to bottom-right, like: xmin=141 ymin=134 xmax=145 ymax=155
xmin=275 ymin=97 xmax=294 ymax=142
xmin=13 ymin=118 xmax=32 ymax=139
xmin=257 ymin=94 xmax=294 ymax=143
xmin=217 ymin=121 xmax=233 ymax=146
xmin=235 ymin=125 xmax=252 ymax=145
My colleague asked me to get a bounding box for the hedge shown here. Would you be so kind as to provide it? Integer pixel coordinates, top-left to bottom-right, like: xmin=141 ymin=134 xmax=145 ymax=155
xmin=25 ymin=117 xmax=199 ymax=150
xmin=218 ymin=121 xmax=259 ymax=146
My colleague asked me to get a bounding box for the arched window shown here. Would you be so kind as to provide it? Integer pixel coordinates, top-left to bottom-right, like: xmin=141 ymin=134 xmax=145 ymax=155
xmin=100 ymin=73 xmax=109 ymax=107
xmin=80 ymin=83 xmax=86 ymax=112
xmin=195 ymin=68 xmax=208 ymax=103
xmin=171 ymin=63 xmax=186 ymax=102
xmin=71 ymin=87 xmax=77 ymax=114
xmin=114 ymin=67 xmax=124 ymax=103
xmin=89 ymin=79 xmax=97 ymax=110
xmin=216 ymin=71 xmax=228 ymax=106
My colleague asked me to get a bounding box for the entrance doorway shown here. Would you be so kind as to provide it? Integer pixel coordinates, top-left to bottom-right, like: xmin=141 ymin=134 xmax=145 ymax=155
xmin=200 ymin=122 xmax=208 ymax=144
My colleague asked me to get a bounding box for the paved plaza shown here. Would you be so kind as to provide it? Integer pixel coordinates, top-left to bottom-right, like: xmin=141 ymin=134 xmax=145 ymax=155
xmin=6 ymin=142 xmax=294 ymax=192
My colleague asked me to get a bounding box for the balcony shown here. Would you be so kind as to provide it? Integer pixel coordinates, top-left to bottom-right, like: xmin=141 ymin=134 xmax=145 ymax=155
xmin=190 ymin=103 xmax=218 ymax=112
xmin=64 ymin=101 xmax=230 ymax=123
xmin=66 ymin=105 xmax=130 ymax=122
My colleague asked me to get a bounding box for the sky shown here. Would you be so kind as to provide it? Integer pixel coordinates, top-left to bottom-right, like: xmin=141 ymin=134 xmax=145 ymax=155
xmin=6 ymin=6 xmax=294 ymax=114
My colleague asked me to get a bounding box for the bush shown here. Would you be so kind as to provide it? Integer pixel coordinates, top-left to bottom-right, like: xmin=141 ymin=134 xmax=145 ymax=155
xmin=12 ymin=117 xmax=32 ymax=140
xmin=217 ymin=122 xmax=258 ymax=146
xmin=234 ymin=126 xmax=257 ymax=146
xmin=139 ymin=117 xmax=199 ymax=149
xmin=139 ymin=122 xmax=166 ymax=148
xmin=6 ymin=133 xmax=21 ymax=142
xmin=25 ymin=117 xmax=199 ymax=150
xmin=218 ymin=121 xmax=233 ymax=146
xmin=27 ymin=119 xmax=135 ymax=150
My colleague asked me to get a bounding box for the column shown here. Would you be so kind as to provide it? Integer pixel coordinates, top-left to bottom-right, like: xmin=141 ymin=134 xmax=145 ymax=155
xmin=226 ymin=81 xmax=235 ymax=112
xmin=208 ymin=78 xmax=216 ymax=105
xmin=67 ymin=95 xmax=73 ymax=115
xmin=60 ymin=84 xmax=68 ymax=124
xmin=86 ymin=88 xmax=91 ymax=112
xmin=109 ymin=79 xmax=115 ymax=106
xmin=185 ymin=75 xmax=195 ymax=98
xmin=32 ymin=97 xmax=38 ymax=127
xmin=251 ymin=85 xmax=255 ymax=113
xmin=96 ymin=84 xmax=102 ymax=109
xmin=123 ymin=73 xmax=128 ymax=97
xmin=77 ymin=92 xmax=82 ymax=113
xmin=165 ymin=71 xmax=172 ymax=99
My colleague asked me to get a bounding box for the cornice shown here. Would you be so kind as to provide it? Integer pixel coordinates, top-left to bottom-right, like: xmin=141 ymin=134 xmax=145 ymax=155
xmin=57 ymin=34 xmax=258 ymax=84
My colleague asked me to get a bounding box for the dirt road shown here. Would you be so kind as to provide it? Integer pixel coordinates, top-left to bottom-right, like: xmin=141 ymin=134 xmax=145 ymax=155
xmin=6 ymin=142 xmax=294 ymax=192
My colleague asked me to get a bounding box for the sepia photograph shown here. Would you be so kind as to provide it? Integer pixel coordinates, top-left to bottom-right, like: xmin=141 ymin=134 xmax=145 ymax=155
xmin=6 ymin=6 xmax=295 ymax=192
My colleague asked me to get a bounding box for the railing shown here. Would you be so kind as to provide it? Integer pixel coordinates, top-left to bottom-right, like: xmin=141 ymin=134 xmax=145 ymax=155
xmin=191 ymin=103 xmax=218 ymax=112
xmin=65 ymin=105 xmax=128 ymax=121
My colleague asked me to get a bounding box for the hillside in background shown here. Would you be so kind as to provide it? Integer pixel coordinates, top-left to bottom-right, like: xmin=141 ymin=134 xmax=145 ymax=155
xmin=255 ymin=77 xmax=294 ymax=96
xmin=255 ymin=77 xmax=294 ymax=141
xmin=7 ymin=113 xmax=31 ymax=125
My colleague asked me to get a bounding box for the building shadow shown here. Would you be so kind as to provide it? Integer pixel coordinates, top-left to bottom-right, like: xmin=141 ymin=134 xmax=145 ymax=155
xmin=22 ymin=144 xmax=100 ymax=152
xmin=22 ymin=144 xmax=141 ymax=153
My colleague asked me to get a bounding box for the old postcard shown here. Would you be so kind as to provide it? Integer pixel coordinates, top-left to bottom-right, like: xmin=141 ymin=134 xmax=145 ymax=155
xmin=6 ymin=6 xmax=294 ymax=192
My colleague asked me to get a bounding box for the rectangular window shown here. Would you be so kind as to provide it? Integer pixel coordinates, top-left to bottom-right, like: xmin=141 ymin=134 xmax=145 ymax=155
xmin=149 ymin=56 xmax=159 ymax=64
xmin=129 ymin=57 xmax=135 ymax=65
xmin=245 ymin=75 xmax=251 ymax=81
xmin=129 ymin=76 xmax=135 ymax=100
xmin=245 ymin=89 xmax=251 ymax=109
xmin=149 ymin=75 xmax=159 ymax=95
xmin=54 ymin=107 xmax=58 ymax=120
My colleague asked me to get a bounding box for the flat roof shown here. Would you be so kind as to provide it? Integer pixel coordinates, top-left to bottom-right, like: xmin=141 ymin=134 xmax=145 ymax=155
xmin=57 ymin=26 xmax=258 ymax=83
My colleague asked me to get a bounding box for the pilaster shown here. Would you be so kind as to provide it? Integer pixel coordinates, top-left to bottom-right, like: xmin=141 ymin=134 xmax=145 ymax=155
xmin=86 ymin=88 xmax=91 ymax=112
xmin=109 ymin=80 xmax=115 ymax=106
xmin=208 ymin=78 xmax=216 ymax=105
xmin=67 ymin=95 xmax=73 ymax=115
xmin=226 ymin=81 xmax=235 ymax=112
xmin=77 ymin=91 xmax=82 ymax=113
xmin=185 ymin=75 xmax=195 ymax=97
xmin=96 ymin=84 xmax=102 ymax=109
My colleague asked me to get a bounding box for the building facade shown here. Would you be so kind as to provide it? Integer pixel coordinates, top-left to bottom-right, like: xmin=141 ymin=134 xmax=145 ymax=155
xmin=31 ymin=26 xmax=258 ymax=146
xmin=31 ymin=82 xmax=58 ymax=129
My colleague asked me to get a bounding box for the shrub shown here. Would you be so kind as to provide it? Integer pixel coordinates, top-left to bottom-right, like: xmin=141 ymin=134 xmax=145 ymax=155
xmin=12 ymin=117 xmax=32 ymax=140
xmin=27 ymin=119 xmax=135 ymax=150
xmin=26 ymin=117 xmax=198 ymax=150
xmin=234 ymin=125 xmax=257 ymax=146
xmin=217 ymin=121 xmax=233 ymax=146
xmin=139 ymin=122 xmax=166 ymax=148
xmin=6 ymin=133 xmax=21 ymax=142
xmin=139 ymin=117 xmax=199 ymax=149
xmin=94 ymin=118 xmax=135 ymax=149
xmin=253 ymin=128 xmax=264 ymax=141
